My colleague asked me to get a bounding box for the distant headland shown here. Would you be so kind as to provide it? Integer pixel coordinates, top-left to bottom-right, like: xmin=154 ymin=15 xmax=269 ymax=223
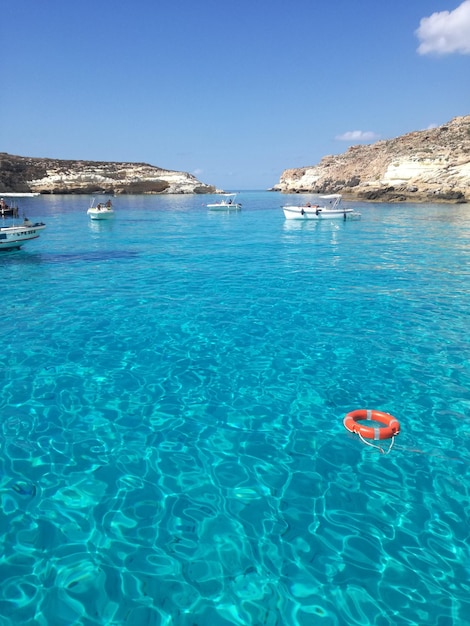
xmin=271 ymin=115 xmax=470 ymax=203
xmin=0 ymin=154 xmax=217 ymax=195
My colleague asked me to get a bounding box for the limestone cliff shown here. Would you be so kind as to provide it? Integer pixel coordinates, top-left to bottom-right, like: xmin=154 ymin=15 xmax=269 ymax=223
xmin=272 ymin=115 xmax=470 ymax=203
xmin=0 ymin=154 xmax=217 ymax=195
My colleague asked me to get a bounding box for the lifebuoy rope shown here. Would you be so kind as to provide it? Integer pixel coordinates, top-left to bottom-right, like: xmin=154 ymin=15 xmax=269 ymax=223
xmin=357 ymin=430 xmax=396 ymax=455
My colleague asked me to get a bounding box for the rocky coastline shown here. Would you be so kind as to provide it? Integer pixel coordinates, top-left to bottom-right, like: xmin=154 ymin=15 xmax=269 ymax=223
xmin=0 ymin=154 xmax=217 ymax=195
xmin=272 ymin=115 xmax=470 ymax=203
xmin=2 ymin=115 xmax=470 ymax=201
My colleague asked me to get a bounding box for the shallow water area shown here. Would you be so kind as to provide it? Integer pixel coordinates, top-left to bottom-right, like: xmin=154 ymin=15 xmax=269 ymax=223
xmin=1 ymin=192 xmax=470 ymax=625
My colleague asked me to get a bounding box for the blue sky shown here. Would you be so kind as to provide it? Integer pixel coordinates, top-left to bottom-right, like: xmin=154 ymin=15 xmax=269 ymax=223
xmin=2 ymin=0 xmax=469 ymax=190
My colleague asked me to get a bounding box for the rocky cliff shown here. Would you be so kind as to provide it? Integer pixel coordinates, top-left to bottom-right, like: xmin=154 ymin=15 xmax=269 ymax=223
xmin=272 ymin=115 xmax=470 ymax=203
xmin=0 ymin=154 xmax=217 ymax=195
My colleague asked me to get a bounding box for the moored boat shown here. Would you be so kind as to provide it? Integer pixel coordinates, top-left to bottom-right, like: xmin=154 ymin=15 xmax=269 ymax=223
xmin=87 ymin=199 xmax=114 ymax=220
xmin=0 ymin=217 xmax=46 ymax=250
xmin=207 ymin=193 xmax=242 ymax=211
xmin=282 ymin=194 xmax=361 ymax=220
xmin=0 ymin=197 xmax=19 ymax=218
xmin=0 ymin=193 xmax=40 ymax=197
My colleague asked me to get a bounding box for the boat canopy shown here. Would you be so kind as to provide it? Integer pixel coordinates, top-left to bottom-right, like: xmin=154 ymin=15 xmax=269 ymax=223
xmin=319 ymin=194 xmax=342 ymax=200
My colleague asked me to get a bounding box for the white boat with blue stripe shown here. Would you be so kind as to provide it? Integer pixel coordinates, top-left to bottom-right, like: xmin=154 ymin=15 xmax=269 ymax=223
xmin=0 ymin=217 xmax=46 ymax=250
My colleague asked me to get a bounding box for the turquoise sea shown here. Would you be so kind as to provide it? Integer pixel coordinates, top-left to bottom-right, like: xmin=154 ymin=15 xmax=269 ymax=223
xmin=1 ymin=191 xmax=470 ymax=626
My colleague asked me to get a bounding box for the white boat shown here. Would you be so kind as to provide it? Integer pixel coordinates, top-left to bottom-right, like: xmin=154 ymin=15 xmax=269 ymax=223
xmin=207 ymin=193 xmax=242 ymax=211
xmin=0 ymin=192 xmax=40 ymax=197
xmin=282 ymin=194 xmax=361 ymax=220
xmin=87 ymin=199 xmax=114 ymax=220
xmin=0 ymin=217 xmax=46 ymax=250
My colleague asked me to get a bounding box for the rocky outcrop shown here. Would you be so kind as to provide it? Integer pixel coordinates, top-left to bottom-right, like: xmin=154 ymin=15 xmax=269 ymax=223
xmin=0 ymin=154 xmax=217 ymax=195
xmin=272 ymin=115 xmax=470 ymax=203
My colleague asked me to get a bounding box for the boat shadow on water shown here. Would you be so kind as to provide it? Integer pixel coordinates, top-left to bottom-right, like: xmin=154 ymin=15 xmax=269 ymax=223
xmin=1 ymin=250 xmax=140 ymax=264
xmin=42 ymin=250 xmax=139 ymax=263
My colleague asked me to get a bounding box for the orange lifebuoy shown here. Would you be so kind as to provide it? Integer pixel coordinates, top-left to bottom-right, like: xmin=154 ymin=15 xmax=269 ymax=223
xmin=343 ymin=409 xmax=400 ymax=440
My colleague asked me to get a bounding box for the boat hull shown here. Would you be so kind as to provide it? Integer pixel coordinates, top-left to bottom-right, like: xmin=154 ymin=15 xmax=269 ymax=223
xmin=0 ymin=223 xmax=46 ymax=250
xmin=282 ymin=206 xmax=360 ymax=220
xmin=207 ymin=203 xmax=241 ymax=211
xmin=87 ymin=208 xmax=115 ymax=220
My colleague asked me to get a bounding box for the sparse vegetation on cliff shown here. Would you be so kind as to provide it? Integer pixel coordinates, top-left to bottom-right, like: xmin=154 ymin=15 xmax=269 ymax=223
xmin=0 ymin=154 xmax=216 ymax=195
xmin=272 ymin=115 xmax=470 ymax=203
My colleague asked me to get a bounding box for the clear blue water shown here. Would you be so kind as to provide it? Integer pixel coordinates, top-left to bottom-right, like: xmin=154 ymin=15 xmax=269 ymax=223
xmin=1 ymin=192 xmax=470 ymax=626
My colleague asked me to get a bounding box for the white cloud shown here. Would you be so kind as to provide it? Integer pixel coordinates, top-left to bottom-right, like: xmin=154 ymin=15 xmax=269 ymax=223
xmin=416 ymin=0 xmax=470 ymax=55
xmin=193 ymin=168 xmax=203 ymax=176
xmin=336 ymin=130 xmax=380 ymax=142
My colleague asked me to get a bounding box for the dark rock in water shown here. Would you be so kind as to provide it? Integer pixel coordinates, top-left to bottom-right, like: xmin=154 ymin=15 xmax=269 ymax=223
xmin=12 ymin=481 xmax=37 ymax=497
xmin=45 ymin=250 xmax=139 ymax=263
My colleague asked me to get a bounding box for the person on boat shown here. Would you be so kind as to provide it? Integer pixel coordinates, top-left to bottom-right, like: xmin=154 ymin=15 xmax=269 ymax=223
xmin=105 ymin=199 xmax=112 ymax=208
xmin=97 ymin=203 xmax=102 ymax=210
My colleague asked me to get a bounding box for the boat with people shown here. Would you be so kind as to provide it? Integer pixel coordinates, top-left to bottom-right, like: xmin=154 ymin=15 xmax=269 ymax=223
xmin=87 ymin=199 xmax=115 ymax=220
xmin=282 ymin=194 xmax=361 ymax=220
xmin=207 ymin=193 xmax=242 ymax=211
xmin=0 ymin=197 xmax=19 ymax=218
xmin=0 ymin=217 xmax=46 ymax=250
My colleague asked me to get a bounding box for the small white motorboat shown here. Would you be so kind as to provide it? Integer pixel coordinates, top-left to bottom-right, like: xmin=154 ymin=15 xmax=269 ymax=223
xmin=87 ymin=199 xmax=115 ymax=220
xmin=0 ymin=217 xmax=46 ymax=250
xmin=282 ymin=194 xmax=361 ymax=220
xmin=207 ymin=193 xmax=242 ymax=211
